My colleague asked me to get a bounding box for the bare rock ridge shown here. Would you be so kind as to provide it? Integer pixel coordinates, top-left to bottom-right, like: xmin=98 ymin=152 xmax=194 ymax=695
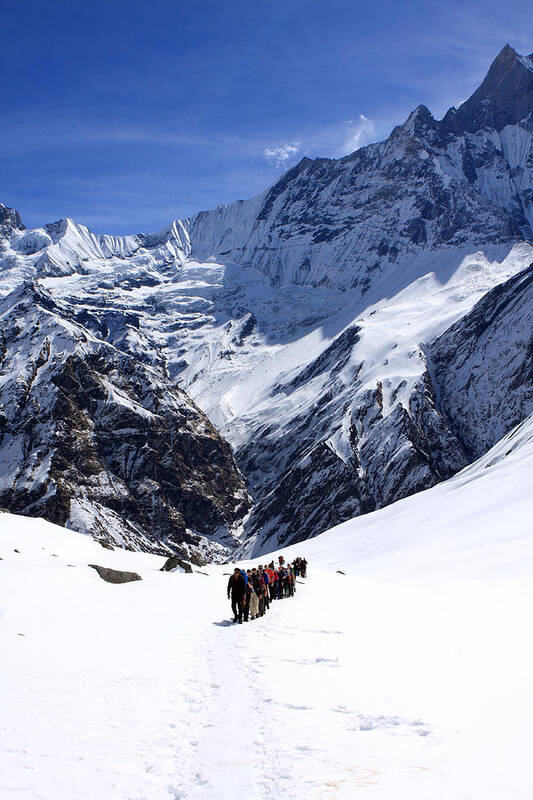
xmin=0 ymin=44 xmax=532 ymax=557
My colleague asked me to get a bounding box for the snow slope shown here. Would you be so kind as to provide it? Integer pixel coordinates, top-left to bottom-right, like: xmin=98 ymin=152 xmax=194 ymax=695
xmin=2 ymin=415 xmax=532 ymax=799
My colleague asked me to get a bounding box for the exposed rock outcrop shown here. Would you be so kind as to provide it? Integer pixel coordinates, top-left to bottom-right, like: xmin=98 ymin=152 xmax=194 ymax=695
xmin=160 ymin=555 xmax=193 ymax=573
xmin=0 ymin=204 xmax=25 ymax=237
xmin=89 ymin=564 xmax=142 ymax=584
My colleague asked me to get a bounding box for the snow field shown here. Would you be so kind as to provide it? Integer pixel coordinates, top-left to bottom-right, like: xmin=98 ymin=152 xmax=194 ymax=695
xmin=1 ymin=413 xmax=533 ymax=799
xmin=0 ymin=525 xmax=216 ymax=799
xmin=2 ymin=542 xmax=532 ymax=799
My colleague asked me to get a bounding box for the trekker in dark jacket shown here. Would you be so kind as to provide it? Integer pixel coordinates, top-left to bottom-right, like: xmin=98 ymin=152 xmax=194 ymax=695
xmin=278 ymin=566 xmax=288 ymax=597
xmin=287 ymin=565 xmax=295 ymax=597
xmin=227 ymin=568 xmax=246 ymax=623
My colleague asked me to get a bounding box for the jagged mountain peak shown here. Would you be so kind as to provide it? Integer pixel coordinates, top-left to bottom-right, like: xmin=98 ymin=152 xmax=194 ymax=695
xmin=136 ymin=218 xmax=191 ymax=251
xmin=44 ymin=216 xmax=79 ymax=240
xmin=391 ymin=45 xmax=533 ymax=140
xmin=391 ymin=104 xmax=438 ymax=140
xmin=408 ymin=104 xmax=435 ymax=124
xmin=444 ymin=44 xmax=533 ymax=134
xmin=0 ymin=203 xmax=25 ymax=236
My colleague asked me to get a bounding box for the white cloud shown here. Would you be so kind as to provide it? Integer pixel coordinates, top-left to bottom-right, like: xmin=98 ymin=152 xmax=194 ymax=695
xmin=264 ymin=141 xmax=301 ymax=166
xmin=339 ymin=115 xmax=376 ymax=155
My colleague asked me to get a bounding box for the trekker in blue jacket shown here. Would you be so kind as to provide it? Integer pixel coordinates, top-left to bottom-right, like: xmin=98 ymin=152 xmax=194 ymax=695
xmin=260 ymin=566 xmax=270 ymax=611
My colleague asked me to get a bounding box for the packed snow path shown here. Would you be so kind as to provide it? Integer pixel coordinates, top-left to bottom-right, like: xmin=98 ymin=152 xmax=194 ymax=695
xmin=187 ymin=579 xmax=437 ymax=799
xmin=186 ymin=576 xmax=532 ymax=800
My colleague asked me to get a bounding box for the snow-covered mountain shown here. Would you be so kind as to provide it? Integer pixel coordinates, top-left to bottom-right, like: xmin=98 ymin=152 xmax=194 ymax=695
xmin=0 ymin=44 xmax=532 ymax=556
xmin=187 ymin=44 xmax=533 ymax=290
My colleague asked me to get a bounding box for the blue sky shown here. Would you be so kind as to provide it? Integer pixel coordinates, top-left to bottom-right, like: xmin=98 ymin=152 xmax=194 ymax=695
xmin=1 ymin=0 xmax=532 ymax=233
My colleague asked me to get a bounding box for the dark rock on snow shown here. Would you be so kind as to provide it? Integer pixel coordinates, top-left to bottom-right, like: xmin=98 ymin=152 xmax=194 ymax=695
xmin=160 ymin=555 xmax=193 ymax=573
xmin=428 ymin=264 xmax=533 ymax=459
xmin=0 ymin=203 xmax=24 ymax=236
xmin=89 ymin=564 xmax=142 ymax=584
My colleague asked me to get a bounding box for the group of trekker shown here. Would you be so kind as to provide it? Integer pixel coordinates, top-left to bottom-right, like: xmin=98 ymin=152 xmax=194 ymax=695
xmin=227 ymin=555 xmax=308 ymax=624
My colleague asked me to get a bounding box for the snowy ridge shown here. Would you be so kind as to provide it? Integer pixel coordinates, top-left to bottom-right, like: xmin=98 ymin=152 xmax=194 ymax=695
xmin=180 ymin=45 xmax=533 ymax=293
xmin=185 ymin=118 xmax=533 ymax=292
xmin=1 ymin=215 xmax=191 ymax=285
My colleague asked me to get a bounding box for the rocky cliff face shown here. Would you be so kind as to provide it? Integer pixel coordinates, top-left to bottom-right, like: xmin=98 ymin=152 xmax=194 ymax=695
xmin=0 ymin=283 xmax=249 ymax=558
xmin=0 ymin=204 xmax=24 ymax=237
xmin=235 ymin=367 xmax=470 ymax=552
xmin=428 ymin=264 xmax=533 ymax=460
xmin=0 ymin=45 xmax=532 ymax=556
xmin=445 ymin=44 xmax=533 ymax=134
